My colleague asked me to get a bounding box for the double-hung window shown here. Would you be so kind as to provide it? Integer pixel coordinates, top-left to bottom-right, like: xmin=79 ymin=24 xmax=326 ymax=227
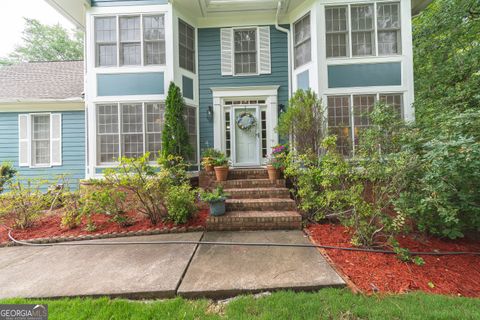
xmin=18 ymin=113 xmax=62 ymax=167
xmin=294 ymin=13 xmax=311 ymax=68
xmin=327 ymin=93 xmax=403 ymax=155
xmin=325 ymin=2 xmax=401 ymax=58
xmin=234 ymin=29 xmax=257 ymax=75
xmin=95 ymin=14 xmax=166 ymax=67
xmin=179 ymin=19 xmax=196 ymax=73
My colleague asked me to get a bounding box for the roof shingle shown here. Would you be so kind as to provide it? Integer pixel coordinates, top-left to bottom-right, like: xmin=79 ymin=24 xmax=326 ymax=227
xmin=0 ymin=61 xmax=84 ymax=100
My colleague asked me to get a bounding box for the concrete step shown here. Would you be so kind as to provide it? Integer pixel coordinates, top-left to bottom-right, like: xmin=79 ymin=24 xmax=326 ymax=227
xmin=216 ymin=179 xmax=286 ymax=189
xmin=206 ymin=211 xmax=302 ymax=231
xmin=227 ymin=168 xmax=269 ymax=180
xmin=226 ymin=187 xmax=291 ymax=199
xmin=225 ymin=198 xmax=297 ymax=211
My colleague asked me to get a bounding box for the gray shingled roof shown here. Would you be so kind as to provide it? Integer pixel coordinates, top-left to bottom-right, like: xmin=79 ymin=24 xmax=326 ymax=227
xmin=0 ymin=61 xmax=84 ymax=101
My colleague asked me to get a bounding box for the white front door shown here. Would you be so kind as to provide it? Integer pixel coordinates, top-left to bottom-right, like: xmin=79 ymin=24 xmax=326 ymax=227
xmin=232 ymin=106 xmax=260 ymax=166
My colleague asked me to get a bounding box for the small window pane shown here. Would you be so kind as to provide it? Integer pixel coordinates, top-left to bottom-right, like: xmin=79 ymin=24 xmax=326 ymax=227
xmin=183 ymin=106 xmax=197 ymax=163
xmin=119 ymin=16 xmax=141 ymax=66
xmin=234 ymin=29 xmax=257 ymax=74
xmin=97 ymin=104 xmax=120 ymax=164
xmin=327 ymin=96 xmax=351 ymax=156
xmin=325 ymin=7 xmax=348 ymax=58
xmin=353 ymin=95 xmax=376 ymax=147
xmin=146 ymin=103 xmax=164 ymax=160
xmin=294 ymin=14 xmax=311 ymax=67
xmin=121 ymin=104 xmax=143 ymax=158
xmin=144 ymin=15 xmax=166 ymax=65
xmin=380 ymin=93 xmax=403 ymax=118
xmin=32 ymin=115 xmax=51 ymax=166
xmin=352 ymin=31 xmax=374 ymax=56
xmin=95 ymin=17 xmax=117 ymax=67
xmin=179 ymin=20 xmax=195 ymax=73
xmin=120 ymin=43 xmax=141 ymax=65
xmin=351 ymin=5 xmax=375 ymax=56
xmin=377 ymin=3 xmax=401 ymax=55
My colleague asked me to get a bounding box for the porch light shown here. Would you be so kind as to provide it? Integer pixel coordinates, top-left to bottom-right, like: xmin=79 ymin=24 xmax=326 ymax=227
xmin=207 ymin=105 xmax=214 ymax=120
xmin=279 ymin=104 xmax=286 ymax=113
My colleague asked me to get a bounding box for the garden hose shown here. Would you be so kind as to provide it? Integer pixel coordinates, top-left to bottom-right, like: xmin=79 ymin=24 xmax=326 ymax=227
xmin=6 ymin=230 xmax=480 ymax=257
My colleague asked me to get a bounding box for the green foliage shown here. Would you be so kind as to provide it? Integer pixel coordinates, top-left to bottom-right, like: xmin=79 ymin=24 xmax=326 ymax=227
xmin=201 ymin=148 xmax=223 ymax=169
xmin=213 ymin=153 xmax=230 ymax=167
xmin=162 ymin=82 xmax=193 ymax=160
xmin=200 ymin=187 xmax=230 ymax=203
xmin=0 ymin=163 xmax=16 ymax=194
xmin=157 ymin=154 xmax=189 ymax=184
xmin=7 ymin=18 xmax=83 ymax=62
xmin=61 ymin=191 xmax=84 ymax=229
xmin=165 ymin=184 xmax=197 ymax=224
xmin=413 ymin=0 xmax=480 ymax=125
xmin=0 ymin=179 xmax=45 ymax=229
xmin=277 ymin=89 xmax=327 ymax=155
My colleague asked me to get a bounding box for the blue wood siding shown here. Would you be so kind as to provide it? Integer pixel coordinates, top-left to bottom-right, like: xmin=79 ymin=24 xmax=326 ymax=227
xmin=198 ymin=26 xmax=289 ymax=151
xmin=0 ymin=111 xmax=85 ymax=189
xmin=91 ymin=0 xmax=168 ymax=6
xmin=97 ymin=72 xmax=164 ymax=96
xmin=328 ymin=62 xmax=402 ymax=88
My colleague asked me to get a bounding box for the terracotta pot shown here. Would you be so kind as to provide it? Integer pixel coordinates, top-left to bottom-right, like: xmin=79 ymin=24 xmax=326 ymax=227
xmin=267 ymin=165 xmax=280 ymax=181
xmin=204 ymin=164 xmax=214 ymax=172
xmin=214 ymin=166 xmax=229 ymax=181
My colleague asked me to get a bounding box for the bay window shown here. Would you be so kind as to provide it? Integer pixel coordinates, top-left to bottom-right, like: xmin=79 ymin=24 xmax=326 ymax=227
xmin=325 ymin=2 xmax=401 ymax=58
xmin=95 ymin=14 xmax=165 ymax=67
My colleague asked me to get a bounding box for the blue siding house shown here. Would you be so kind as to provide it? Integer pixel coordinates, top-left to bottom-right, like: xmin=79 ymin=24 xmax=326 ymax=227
xmin=0 ymin=0 xmax=428 ymax=185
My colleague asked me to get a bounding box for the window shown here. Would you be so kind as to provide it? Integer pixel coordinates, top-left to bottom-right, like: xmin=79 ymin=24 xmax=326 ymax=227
xmin=95 ymin=17 xmax=117 ymax=67
xmin=144 ymin=15 xmax=166 ymax=65
xmin=94 ymin=14 xmax=165 ymax=67
xmin=18 ymin=113 xmax=62 ymax=167
xmin=325 ymin=2 xmax=401 ymax=58
xmin=377 ymin=3 xmax=401 ymax=55
xmin=225 ymin=111 xmax=231 ymax=157
xmin=294 ymin=13 xmax=311 ymax=68
xmin=326 ymin=7 xmax=348 ymax=58
xmin=327 ymin=93 xmax=403 ymax=155
xmin=351 ymin=4 xmax=375 ymax=56
xmin=234 ymin=29 xmax=257 ymax=75
xmin=32 ymin=115 xmax=51 ymax=166
xmin=179 ymin=19 xmax=195 ymax=73
xmin=96 ymin=103 xmax=197 ymax=164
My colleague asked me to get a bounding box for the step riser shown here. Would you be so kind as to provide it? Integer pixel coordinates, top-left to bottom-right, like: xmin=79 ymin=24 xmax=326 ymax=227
xmin=217 ymin=180 xmax=286 ymax=189
xmin=228 ymin=190 xmax=291 ymax=199
xmin=228 ymin=171 xmax=269 ymax=180
xmin=207 ymin=216 xmax=302 ymax=231
xmin=226 ymin=202 xmax=296 ymax=211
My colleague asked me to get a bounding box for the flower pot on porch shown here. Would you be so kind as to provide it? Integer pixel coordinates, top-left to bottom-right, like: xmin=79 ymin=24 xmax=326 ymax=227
xmin=209 ymin=199 xmax=226 ymax=216
xmin=267 ymin=165 xmax=280 ymax=181
xmin=204 ymin=164 xmax=214 ymax=172
xmin=214 ymin=166 xmax=229 ymax=181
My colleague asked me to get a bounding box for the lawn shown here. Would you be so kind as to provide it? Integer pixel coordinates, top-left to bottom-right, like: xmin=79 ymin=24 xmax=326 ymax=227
xmin=2 ymin=289 xmax=479 ymax=320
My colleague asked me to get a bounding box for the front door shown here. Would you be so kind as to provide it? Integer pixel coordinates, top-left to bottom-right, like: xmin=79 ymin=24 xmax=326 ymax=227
xmin=232 ymin=106 xmax=260 ymax=166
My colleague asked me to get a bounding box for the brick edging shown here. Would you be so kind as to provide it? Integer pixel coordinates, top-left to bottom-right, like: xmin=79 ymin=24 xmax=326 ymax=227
xmin=1 ymin=225 xmax=206 ymax=248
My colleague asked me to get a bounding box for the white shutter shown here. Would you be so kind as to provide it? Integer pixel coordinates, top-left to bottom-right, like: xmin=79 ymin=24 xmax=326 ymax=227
xmin=50 ymin=113 xmax=62 ymax=166
xmin=258 ymin=26 xmax=271 ymax=74
xmin=18 ymin=114 xmax=30 ymax=167
xmin=221 ymin=28 xmax=233 ymax=76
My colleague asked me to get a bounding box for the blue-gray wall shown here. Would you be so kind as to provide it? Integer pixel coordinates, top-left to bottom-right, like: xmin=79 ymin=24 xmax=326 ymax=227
xmin=328 ymin=62 xmax=402 ymax=88
xmin=91 ymin=0 xmax=168 ymax=6
xmin=0 ymin=111 xmax=85 ymax=189
xmin=198 ymin=26 xmax=289 ymax=151
xmin=97 ymin=72 xmax=164 ymax=96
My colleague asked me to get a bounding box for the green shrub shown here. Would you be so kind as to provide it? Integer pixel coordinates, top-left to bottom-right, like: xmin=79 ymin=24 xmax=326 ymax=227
xmin=200 ymin=186 xmax=230 ymax=203
xmin=0 ymin=163 xmax=16 ymax=194
xmin=165 ymin=184 xmax=197 ymax=224
xmin=0 ymin=179 xmax=45 ymax=229
xmin=61 ymin=191 xmax=84 ymax=229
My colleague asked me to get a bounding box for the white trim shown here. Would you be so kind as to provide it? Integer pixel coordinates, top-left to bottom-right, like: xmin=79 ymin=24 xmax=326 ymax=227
xmin=0 ymin=102 xmax=84 ymax=113
xmin=231 ymin=105 xmax=261 ymax=166
xmin=211 ymin=85 xmax=280 ymax=98
xmin=50 ymin=113 xmax=63 ymax=166
xmin=28 ymin=113 xmax=55 ymax=169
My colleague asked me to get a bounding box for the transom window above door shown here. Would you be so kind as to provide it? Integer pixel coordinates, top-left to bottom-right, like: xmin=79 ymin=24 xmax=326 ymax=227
xmin=94 ymin=14 xmax=166 ymax=67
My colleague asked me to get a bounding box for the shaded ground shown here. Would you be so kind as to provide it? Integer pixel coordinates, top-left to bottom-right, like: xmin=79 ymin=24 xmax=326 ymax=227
xmin=307 ymin=224 xmax=480 ymax=297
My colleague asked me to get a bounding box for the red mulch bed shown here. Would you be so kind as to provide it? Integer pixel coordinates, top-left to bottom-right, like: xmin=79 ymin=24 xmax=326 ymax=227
xmin=306 ymin=223 xmax=480 ymax=297
xmin=0 ymin=209 xmax=208 ymax=245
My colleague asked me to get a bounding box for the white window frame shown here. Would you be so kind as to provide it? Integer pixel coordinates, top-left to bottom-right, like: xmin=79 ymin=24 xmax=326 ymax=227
xmin=325 ymin=1 xmax=402 ymax=59
xmin=233 ymin=27 xmax=260 ymax=76
xmin=327 ymin=92 xmax=404 ymax=155
xmin=94 ymin=13 xmax=166 ymax=68
xmin=293 ymin=12 xmax=312 ymax=68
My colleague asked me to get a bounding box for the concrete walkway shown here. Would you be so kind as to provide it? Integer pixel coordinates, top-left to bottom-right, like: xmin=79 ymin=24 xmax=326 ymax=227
xmin=0 ymin=231 xmax=344 ymax=299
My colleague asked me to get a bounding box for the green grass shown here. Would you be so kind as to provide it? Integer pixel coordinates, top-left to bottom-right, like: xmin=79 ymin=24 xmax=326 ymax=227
xmin=2 ymin=289 xmax=479 ymax=320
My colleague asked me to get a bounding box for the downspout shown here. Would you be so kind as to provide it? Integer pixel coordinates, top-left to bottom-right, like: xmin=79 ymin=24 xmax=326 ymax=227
xmin=275 ymin=1 xmax=292 ymax=99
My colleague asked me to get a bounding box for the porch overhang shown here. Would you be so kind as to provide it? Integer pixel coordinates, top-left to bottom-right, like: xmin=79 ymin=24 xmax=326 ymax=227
xmin=44 ymin=0 xmax=91 ymax=29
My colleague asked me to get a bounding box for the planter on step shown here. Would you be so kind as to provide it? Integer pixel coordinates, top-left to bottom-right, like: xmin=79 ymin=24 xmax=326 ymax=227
xmin=266 ymin=165 xmax=280 ymax=181
xmin=208 ymin=199 xmax=227 ymax=216
xmin=214 ymin=166 xmax=229 ymax=181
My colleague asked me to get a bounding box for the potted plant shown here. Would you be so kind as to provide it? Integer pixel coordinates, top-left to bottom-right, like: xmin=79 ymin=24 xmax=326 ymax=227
xmin=266 ymin=145 xmax=288 ymax=181
xmin=201 ymin=148 xmax=222 ymax=172
xmin=200 ymin=187 xmax=230 ymax=216
xmin=213 ymin=153 xmax=230 ymax=181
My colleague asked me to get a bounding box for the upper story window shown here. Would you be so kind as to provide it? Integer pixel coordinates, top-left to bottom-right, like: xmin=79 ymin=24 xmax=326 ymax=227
xmin=179 ymin=19 xmax=196 ymax=73
xmin=294 ymin=13 xmax=311 ymax=68
xmin=95 ymin=14 xmax=165 ymax=67
xmin=325 ymin=2 xmax=401 ymax=58
xmin=234 ymin=29 xmax=257 ymax=75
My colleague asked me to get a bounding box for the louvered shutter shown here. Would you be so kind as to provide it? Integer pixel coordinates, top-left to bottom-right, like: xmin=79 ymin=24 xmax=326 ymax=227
xmin=50 ymin=113 xmax=62 ymax=166
xmin=18 ymin=114 xmax=30 ymax=167
xmin=221 ymin=28 xmax=233 ymax=76
xmin=258 ymin=26 xmax=271 ymax=74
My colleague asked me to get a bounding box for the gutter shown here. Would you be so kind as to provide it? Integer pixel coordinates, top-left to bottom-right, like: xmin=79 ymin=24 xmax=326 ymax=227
xmin=275 ymin=1 xmax=292 ymax=99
